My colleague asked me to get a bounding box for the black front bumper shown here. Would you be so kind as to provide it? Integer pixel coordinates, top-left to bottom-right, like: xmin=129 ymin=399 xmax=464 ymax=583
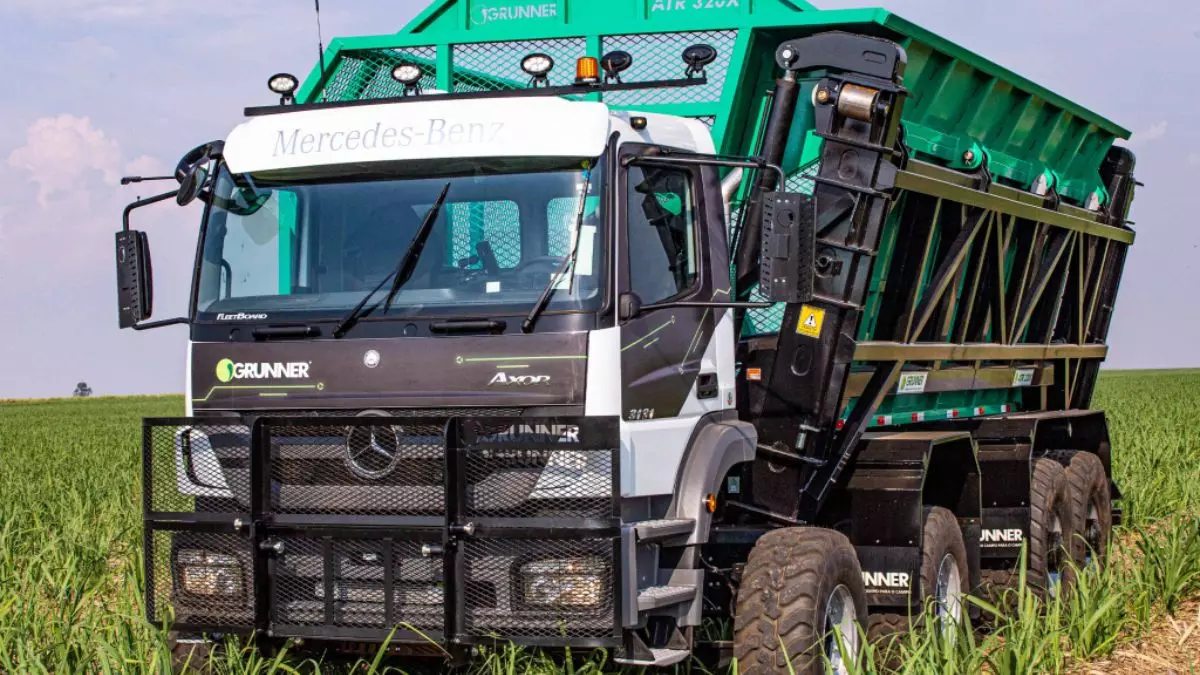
xmin=143 ymin=415 xmax=621 ymax=648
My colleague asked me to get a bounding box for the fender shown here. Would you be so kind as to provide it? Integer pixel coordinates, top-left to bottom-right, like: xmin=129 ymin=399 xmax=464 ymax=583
xmin=668 ymin=411 xmax=757 ymax=546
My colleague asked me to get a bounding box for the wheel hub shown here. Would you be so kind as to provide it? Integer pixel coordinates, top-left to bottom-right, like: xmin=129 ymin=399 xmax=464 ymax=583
xmin=823 ymin=584 xmax=859 ymax=675
xmin=934 ymin=552 xmax=963 ymax=636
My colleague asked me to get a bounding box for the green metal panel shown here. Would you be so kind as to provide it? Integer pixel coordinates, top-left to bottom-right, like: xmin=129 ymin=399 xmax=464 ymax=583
xmin=297 ymin=1 xmax=1127 ymax=208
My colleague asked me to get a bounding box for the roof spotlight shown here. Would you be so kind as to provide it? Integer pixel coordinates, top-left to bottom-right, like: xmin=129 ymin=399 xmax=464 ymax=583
xmin=682 ymin=44 xmax=718 ymax=79
xmin=600 ymin=50 xmax=633 ymax=84
xmin=267 ymin=73 xmax=299 ymax=104
xmin=391 ymin=63 xmax=424 ymax=95
xmin=521 ymin=53 xmax=554 ymax=88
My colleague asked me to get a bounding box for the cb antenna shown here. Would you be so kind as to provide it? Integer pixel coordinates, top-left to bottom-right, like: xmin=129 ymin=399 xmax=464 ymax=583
xmin=314 ymin=0 xmax=327 ymax=96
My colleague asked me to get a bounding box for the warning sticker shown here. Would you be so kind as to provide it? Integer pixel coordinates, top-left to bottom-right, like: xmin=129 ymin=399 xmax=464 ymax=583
xmin=795 ymin=305 xmax=826 ymax=339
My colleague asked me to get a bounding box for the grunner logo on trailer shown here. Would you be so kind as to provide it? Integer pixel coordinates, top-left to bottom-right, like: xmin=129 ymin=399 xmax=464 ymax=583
xmin=115 ymin=0 xmax=1137 ymax=671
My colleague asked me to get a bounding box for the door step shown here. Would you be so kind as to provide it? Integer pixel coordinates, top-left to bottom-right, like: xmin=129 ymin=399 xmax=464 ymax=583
xmin=637 ymin=584 xmax=697 ymax=612
xmin=634 ymin=518 xmax=695 ymax=542
xmin=614 ymin=648 xmax=689 ymax=667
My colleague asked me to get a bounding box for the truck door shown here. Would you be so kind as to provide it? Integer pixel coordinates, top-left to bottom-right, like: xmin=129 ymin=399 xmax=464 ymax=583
xmin=616 ymin=147 xmax=736 ymax=494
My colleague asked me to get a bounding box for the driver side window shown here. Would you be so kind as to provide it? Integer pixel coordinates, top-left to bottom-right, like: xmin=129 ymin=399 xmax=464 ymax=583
xmin=626 ymin=166 xmax=698 ymax=304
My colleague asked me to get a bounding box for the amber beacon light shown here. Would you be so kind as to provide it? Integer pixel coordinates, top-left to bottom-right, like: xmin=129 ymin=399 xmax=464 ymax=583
xmin=575 ymin=56 xmax=600 ymax=85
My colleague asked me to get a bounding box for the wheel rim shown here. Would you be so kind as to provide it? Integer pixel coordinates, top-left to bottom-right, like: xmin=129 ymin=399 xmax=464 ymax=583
xmin=934 ymin=552 xmax=963 ymax=636
xmin=1047 ymin=513 xmax=1065 ymax=596
xmin=823 ymin=584 xmax=859 ymax=675
xmin=1084 ymin=501 xmax=1102 ymax=567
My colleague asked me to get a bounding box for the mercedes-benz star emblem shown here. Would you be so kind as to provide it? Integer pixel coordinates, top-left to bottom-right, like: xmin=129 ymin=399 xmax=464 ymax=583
xmin=344 ymin=424 xmax=401 ymax=480
xmin=363 ymin=349 xmax=381 ymax=369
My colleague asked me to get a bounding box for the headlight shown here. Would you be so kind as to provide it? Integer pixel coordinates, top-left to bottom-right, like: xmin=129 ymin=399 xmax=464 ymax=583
xmin=178 ymin=549 xmax=243 ymax=597
xmin=520 ymin=557 xmax=605 ymax=608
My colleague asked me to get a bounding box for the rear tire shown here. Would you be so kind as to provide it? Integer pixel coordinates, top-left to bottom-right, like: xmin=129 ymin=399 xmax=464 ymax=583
xmin=867 ymin=507 xmax=968 ymax=648
xmin=734 ymin=527 xmax=867 ymax=675
xmin=1047 ymin=450 xmax=1112 ymax=572
xmin=1028 ymin=457 xmax=1078 ymax=597
xmin=981 ymin=458 xmax=1079 ymax=603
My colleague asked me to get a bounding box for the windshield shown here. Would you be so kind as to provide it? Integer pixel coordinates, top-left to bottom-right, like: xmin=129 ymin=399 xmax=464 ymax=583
xmin=195 ymin=157 xmax=604 ymax=322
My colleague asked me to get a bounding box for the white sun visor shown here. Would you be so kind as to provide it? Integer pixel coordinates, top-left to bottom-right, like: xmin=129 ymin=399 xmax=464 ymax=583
xmin=223 ymin=97 xmax=612 ymax=174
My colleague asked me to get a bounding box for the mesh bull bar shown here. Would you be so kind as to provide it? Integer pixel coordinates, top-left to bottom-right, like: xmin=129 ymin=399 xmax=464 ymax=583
xmin=142 ymin=415 xmax=622 ymax=648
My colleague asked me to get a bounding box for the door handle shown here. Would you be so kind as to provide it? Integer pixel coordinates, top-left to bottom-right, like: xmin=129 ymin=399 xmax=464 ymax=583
xmin=697 ymin=373 xmax=719 ymax=400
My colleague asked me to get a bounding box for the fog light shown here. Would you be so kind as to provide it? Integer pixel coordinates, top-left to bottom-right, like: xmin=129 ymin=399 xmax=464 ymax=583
xmin=521 ymin=557 xmax=605 ymax=608
xmin=178 ymin=549 xmax=243 ymax=597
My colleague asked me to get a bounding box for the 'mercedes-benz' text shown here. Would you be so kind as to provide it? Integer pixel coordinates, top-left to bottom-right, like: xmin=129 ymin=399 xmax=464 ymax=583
xmin=273 ymin=119 xmax=506 ymax=157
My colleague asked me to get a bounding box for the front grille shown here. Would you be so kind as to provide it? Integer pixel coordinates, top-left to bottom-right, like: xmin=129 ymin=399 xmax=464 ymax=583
xmin=268 ymin=422 xmax=446 ymax=515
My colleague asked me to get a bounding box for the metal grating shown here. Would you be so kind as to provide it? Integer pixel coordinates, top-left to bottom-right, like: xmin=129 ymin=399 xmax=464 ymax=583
xmin=272 ymin=536 xmax=442 ymax=634
xmin=462 ymin=538 xmax=616 ymax=639
xmin=691 ymin=115 xmax=717 ymax=129
xmin=319 ymin=47 xmax=438 ymax=102
xmin=452 ymin=39 xmax=587 ymax=92
xmin=464 ymin=446 xmax=615 ymax=520
xmin=449 ymin=200 xmax=523 ymax=269
xmin=147 ymin=530 xmax=254 ymax=627
xmin=547 ymin=197 xmax=578 ymax=257
xmin=145 ymin=421 xmax=251 ymax=514
xmin=233 ymin=407 xmax=523 ymax=419
xmin=266 ymin=422 xmax=446 ymax=515
xmin=600 ymin=31 xmax=737 ymax=107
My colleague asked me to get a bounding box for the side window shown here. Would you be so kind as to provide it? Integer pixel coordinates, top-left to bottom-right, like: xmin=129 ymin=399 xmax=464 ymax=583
xmin=626 ymin=166 xmax=698 ymax=304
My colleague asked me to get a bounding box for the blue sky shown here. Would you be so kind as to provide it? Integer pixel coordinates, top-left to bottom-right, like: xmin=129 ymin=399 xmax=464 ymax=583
xmin=0 ymin=0 xmax=1196 ymax=397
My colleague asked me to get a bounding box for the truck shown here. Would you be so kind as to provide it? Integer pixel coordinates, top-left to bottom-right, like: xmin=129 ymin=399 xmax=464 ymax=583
xmin=117 ymin=0 xmax=1138 ymax=671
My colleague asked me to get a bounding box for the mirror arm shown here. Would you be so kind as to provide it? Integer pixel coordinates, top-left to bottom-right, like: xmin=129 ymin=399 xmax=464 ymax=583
xmin=123 ymin=189 xmax=180 ymax=231
xmin=622 ymin=153 xmax=786 ymax=188
xmin=132 ymin=317 xmax=189 ymax=331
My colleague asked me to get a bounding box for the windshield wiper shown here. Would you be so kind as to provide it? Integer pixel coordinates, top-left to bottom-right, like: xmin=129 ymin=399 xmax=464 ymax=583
xmin=331 ymin=182 xmax=451 ymax=338
xmin=522 ymin=169 xmax=595 ymax=333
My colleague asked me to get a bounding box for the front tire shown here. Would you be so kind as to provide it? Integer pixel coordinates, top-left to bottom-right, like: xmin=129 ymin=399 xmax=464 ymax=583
xmin=734 ymin=527 xmax=868 ymax=675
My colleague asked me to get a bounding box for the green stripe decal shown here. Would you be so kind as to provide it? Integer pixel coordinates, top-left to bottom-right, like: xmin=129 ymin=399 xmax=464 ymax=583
xmin=194 ymin=384 xmax=322 ymax=403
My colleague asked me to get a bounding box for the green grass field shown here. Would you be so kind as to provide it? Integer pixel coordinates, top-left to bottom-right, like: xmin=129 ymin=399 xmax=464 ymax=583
xmin=1 ymin=371 xmax=1198 ymax=673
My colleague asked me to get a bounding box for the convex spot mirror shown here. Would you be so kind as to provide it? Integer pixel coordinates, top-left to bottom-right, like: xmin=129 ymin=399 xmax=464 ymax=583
xmin=174 ymin=141 xmax=223 ymax=207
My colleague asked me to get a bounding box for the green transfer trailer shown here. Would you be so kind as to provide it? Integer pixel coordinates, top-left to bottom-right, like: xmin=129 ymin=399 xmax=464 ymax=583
xmin=119 ymin=0 xmax=1137 ymax=671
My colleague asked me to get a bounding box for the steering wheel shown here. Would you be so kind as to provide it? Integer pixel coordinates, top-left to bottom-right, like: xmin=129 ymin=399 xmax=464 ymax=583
xmin=511 ymin=256 xmax=567 ymax=289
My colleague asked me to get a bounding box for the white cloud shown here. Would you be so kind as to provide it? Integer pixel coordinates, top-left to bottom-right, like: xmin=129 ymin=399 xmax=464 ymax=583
xmin=7 ymin=114 xmax=121 ymax=206
xmin=1130 ymin=120 xmax=1168 ymax=145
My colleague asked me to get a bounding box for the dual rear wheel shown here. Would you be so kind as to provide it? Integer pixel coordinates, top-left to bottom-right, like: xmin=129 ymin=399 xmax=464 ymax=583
xmin=734 ymin=452 xmax=1113 ymax=673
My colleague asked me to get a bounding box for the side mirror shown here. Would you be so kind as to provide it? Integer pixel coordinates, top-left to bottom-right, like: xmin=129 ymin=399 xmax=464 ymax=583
xmin=116 ymin=230 xmax=153 ymax=328
xmin=758 ymin=191 xmax=815 ymax=303
xmin=618 ymin=291 xmax=643 ymax=321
